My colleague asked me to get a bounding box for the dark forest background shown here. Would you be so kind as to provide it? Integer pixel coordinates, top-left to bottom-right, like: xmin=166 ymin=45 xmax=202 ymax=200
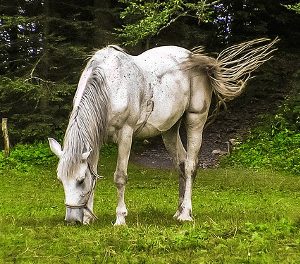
xmin=0 ymin=0 xmax=299 ymax=145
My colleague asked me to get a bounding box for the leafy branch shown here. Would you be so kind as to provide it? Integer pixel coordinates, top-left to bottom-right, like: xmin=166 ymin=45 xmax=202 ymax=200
xmin=116 ymin=0 xmax=218 ymax=46
xmin=284 ymin=3 xmax=300 ymax=14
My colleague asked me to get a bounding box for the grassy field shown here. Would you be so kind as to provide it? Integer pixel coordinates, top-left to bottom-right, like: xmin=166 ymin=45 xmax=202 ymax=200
xmin=1 ymin=152 xmax=300 ymax=263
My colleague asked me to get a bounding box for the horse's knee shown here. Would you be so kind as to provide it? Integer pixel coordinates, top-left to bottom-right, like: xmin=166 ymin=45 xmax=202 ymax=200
xmin=184 ymin=159 xmax=198 ymax=180
xmin=114 ymin=171 xmax=128 ymax=187
xmin=177 ymin=159 xmax=197 ymax=179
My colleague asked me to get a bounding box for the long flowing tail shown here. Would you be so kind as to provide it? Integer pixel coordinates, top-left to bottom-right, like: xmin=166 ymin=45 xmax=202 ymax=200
xmin=212 ymin=37 xmax=279 ymax=101
xmin=184 ymin=37 xmax=279 ymax=124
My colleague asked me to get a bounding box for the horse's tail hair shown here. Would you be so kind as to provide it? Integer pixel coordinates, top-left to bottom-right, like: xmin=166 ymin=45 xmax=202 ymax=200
xmin=184 ymin=37 xmax=279 ymax=125
xmin=212 ymin=37 xmax=279 ymax=100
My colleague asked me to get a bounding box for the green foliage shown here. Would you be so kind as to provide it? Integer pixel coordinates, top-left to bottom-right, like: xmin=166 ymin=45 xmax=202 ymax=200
xmin=0 ymin=77 xmax=75 ymax=143
xmin=0 ymin=1 xmax=106 ymax=143
xmin=117 ymin=0 xmax=216 ymax=46
xmin=0 ymin=15 xmax=39 ymax=28
xmin=0 ymin=142 xmax=119 ymax=172
xmin=224 ymin=93 xmax=300 ymax=175
xmin=100 ymin=143 xmax=118 ymax=157
xmin=0 ymin=142 xmax=56 ymax=172
xmin=0 ymin=1 xmax=96 ymax=77
xmin=284 ymin=3 xmax=300 ymax=14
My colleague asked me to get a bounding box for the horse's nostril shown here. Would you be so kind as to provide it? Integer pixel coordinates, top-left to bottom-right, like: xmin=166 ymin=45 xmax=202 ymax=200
xmin=65 ymin=207 xmax=84 ymax=224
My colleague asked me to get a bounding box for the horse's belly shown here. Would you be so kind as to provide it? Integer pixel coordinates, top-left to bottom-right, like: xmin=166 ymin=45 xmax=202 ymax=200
xmin=135 ymin=93 xmax=188 ymax=138
xmin=134 ymin=123 xmax=162 ymax=139
xmin=134 ymin=112 xmax=183 ymax=139
xmin=132 ymin=45 xmax=191 ymax=136
xmin=146 ymin=78 xmax=189 ymax=132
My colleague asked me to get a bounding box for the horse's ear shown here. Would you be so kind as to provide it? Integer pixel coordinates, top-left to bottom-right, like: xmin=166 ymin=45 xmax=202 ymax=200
xmin=48 ymin=138 xmax=62 ymax=158
xmin=82 ymin=149 xmax=92 ymax=160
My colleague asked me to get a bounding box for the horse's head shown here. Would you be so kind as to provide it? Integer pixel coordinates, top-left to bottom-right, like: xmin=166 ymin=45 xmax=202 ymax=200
xmin=48 ymin=138 xmax=98 ymax=224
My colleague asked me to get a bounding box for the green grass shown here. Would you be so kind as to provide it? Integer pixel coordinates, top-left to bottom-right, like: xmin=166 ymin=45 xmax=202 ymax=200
xmin=1 ymin=152 xmax=300 ymax=263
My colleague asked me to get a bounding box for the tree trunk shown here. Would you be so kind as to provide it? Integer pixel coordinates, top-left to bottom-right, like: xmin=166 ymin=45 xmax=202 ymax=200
xmin=2 ymin=118 xmax=10 ymax=157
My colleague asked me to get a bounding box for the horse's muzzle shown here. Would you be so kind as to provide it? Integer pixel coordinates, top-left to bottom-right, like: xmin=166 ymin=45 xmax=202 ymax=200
xmin=65 ymin=207 xmax=84 ymax=224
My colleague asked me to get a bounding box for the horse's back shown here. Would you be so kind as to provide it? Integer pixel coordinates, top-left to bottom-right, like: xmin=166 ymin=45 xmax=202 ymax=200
xmin=135 ymin=46 xmax=191 ymax=73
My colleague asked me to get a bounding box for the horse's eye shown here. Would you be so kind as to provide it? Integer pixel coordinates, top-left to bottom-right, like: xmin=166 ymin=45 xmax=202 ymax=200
xmin=77 ymin=178 xmax=85 ymax=185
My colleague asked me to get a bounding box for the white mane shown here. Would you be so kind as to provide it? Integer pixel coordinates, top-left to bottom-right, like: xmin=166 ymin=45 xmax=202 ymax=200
xmin=58 ymin=64 xmax=109 ymax=177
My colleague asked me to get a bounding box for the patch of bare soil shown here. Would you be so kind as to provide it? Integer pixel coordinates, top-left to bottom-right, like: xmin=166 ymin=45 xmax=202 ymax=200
xmin=130 ymin=108 xmax=254 ymax=169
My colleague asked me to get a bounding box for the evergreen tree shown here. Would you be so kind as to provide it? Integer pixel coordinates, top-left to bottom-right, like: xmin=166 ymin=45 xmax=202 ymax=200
xmin=0 ymin=0 xmax=120 ymax=143
xmin=0 ymin=0 xmax=299 ymax=144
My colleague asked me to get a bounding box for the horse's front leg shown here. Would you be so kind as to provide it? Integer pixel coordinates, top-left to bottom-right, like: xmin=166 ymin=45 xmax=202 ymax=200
xmin=114 ymin=125 xmax=133 ymax=226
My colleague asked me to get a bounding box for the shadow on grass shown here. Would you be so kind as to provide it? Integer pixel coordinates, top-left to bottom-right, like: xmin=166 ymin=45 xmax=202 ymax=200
xmin=125 ymin=208 xmax=185 ymax=227
xmin=15 ymin=205 xmax=300 ymax=230
xmin=9 ymin=210 xmax=179 ymax=229
xmin=85 ymin=207 xmax=184 ymax=228
xmin=13 ymin=215 xmax=65 ymax=227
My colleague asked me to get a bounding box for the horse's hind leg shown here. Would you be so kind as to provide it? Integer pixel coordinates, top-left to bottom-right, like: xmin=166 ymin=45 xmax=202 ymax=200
xmin=175 ymin=75 xmax=212 ymax=221
xmin=114 ymin=124 xmax=134 ymax=226
xmin=175 ymin=112 xmax=207 ymax=221
xmin=162 ymin=120 xmax=187 ymax=218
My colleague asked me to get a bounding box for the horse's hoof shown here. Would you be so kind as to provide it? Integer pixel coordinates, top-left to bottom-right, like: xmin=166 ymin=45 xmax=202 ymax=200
xmin=114 ymin=217 xmax=126 ymax=226
xmin=173 ymin=211 xmax=180 ymax=219
xmin=176 ymin=214 xmax=193 ymax=222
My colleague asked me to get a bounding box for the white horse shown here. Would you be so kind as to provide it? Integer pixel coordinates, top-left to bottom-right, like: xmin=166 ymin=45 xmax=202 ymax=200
xmin=49 ymin=38 xmax=278 ymax=225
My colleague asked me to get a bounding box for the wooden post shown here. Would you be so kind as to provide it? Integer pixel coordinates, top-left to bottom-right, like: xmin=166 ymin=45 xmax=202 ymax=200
xmin=2 ymin=118 xmax=10 ymax=157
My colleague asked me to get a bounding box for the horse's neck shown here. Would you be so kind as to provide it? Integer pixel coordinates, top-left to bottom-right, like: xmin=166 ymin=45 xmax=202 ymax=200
xmin=63 ymin=107 xmax=102 ymax=168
